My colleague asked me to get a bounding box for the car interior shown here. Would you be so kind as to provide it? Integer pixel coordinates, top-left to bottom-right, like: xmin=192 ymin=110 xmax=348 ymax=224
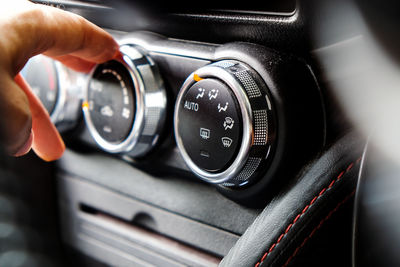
xmin=1 ymin=0 xmax=400 ymax=266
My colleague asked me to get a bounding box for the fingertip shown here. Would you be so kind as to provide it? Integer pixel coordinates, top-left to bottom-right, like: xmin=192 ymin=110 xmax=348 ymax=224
xmin=36 ymin=138 xmax=65 ymax=162
xmin=113 ymin=49 xmax=123 ymax=61
xmin=31 ymin=123 xmax=66 ymax=162
xmin=96 ymin=40 xmax=120 ymax=63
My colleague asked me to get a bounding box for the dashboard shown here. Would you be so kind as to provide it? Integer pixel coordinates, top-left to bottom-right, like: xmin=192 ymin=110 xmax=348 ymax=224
xmin=23 ymin=32 xmax=325 ymax=202
xmin=4 ymin=0 xmax=398 ymax=266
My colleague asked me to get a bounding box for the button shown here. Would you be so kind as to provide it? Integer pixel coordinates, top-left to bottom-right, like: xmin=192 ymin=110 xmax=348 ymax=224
xmin=221 ymin=137 xmax=233 ymax=148
xmin=217 ymin=102 xmax=229 ymax=112
xmin=177 ymin=78 xmax=242 ymax=172
xmin=200 ymin=128 xmax=211 ymax=139
xmin=223 ymin=117 xmax=235 ymax=130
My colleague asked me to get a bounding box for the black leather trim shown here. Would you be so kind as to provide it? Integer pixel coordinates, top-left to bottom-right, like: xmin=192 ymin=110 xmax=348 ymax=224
xmin=220 ymin=133 xmax=364 ymax=267
xmin=283 ymin=191 xmax=356 ymax=267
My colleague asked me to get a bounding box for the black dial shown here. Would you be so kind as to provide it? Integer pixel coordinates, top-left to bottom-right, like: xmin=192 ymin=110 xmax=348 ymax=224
xmin=177 ymin=78 xmax=243 ymax=172
xmin=83 ymin=44 xmax=167 ymax=157
xmin=175 ymin=60 xmax=275 ymax=186
xmin=86 ymin=60 xmax=135 ymax=143
xmin=22 ymin=56 xmax=59 ymax=114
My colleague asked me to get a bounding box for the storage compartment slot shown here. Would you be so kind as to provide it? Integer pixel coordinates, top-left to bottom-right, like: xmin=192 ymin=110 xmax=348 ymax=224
xmin=58 ymin=174 xmax=236 ymax=266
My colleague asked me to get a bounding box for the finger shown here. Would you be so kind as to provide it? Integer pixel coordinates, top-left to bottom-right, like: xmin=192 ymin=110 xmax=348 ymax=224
xmin=14 ymin=130 xmax=33 ymax=157
xmin=15 ymin=73 xmax=65 ymax=161
xmin=0 ymin=73 xmax=32 ymax=156
xmin=0 ymin=2 xmax=119 ymax=75
xmin=50 ymin=49 xmax=124 ymax=73
xmin=49 ymin=55 xmax=96 ymax=73
xmin=40 ymin=8 xmax=120 ymax=63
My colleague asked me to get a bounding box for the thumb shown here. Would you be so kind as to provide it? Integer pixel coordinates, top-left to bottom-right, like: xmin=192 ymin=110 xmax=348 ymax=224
xmin=14 ymin=73 xmax=65 ymax=161
xmin=0 ymin=72 xmax=32 ymax=156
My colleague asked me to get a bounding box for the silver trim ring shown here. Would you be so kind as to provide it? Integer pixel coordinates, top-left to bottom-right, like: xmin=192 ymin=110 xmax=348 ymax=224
xmin=83 ymin=46 xmax=146 ymax=154
xmin=50 ymin=61 xmax=66 ymax=124
xmin=52 ymin=61 xmax=85 ymax=132
xmin=24 ymin=56 xmax=66 ymax=125
xmin=174 ymin=63 xmax=254 ymax=184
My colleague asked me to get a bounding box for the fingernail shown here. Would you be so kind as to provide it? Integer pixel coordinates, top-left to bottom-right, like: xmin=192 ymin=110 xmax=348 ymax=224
xmin=14 ymin=130 xmax=33 ymax=157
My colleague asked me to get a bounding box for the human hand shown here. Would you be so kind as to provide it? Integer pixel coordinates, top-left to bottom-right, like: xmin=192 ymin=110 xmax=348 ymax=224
xmin=0 ymin=0 xmax=120 ymax=161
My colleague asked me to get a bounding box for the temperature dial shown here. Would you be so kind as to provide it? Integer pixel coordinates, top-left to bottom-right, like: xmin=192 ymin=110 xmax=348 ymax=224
xmin=174 ymin=60 xmax=275 ymax=186
xmin=22 ymin=55 xmax=83 ymax=132
xmin=22 ymin=55 xmax=59 ymax=114
xmin=85 ymin=60 xmax=135 ymax=143
xmin=83 ymin=45 xmax=166 ymax=157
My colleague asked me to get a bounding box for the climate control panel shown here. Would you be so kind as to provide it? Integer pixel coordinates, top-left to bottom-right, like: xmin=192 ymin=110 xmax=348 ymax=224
xmin=174 ymin=60 xmax=275 ymax=186
xmin=21 ymin=32 xmax=325 ymax=204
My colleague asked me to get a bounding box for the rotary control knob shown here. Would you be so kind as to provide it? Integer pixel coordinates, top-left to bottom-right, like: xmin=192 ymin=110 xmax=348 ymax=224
xmin=22 ymin=55 xmax=83 ymax=132
xmin=83 ymin=45 xmax=166 ymax=157
xmin=174 ymin=60 xmax=275 ymax=186
xmin=22 ymin=55 xmax=60 ymax=115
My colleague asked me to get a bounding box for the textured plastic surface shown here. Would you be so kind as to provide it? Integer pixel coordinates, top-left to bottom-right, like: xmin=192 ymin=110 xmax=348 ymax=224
xmin=58 ymin=175 xmax=229 ymax=264
xmin=57 ymin=149 xmax=261 ymax=235
xmin=43 ymin=0 xmax=310 ymax=56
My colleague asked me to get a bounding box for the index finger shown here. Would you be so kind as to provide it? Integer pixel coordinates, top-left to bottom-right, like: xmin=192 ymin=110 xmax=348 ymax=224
xmin=0 ymin=1 xmax=119 ymax=75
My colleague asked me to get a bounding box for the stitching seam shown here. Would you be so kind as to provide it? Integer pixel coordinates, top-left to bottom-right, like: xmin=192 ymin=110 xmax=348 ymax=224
xmin=282 ymin=190 xmax=356 ymax=267
xmin=254 ymin=158 xmax=361 ymax=267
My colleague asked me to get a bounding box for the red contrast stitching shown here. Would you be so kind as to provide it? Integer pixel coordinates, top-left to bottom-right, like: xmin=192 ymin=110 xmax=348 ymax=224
xmin=282 ymin=190 xmax=356 ymax=267
xmin=254 ymin=158 xmax=361 ymax=267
